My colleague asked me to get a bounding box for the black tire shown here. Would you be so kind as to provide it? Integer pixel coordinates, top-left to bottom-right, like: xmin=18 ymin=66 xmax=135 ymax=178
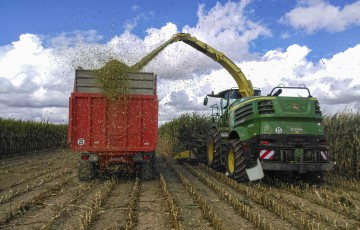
xmin=140 ymin=162 xmax=155 ymax=181
xmin=225 ymin=140 xmax=248 ymax=182
xmin=140 ymin=154 xmax=158 ymax=181
xmin=78 ymin=160 xmax=97 ymax=181
xmin=207 ymin=129 xmax=223 ymax=170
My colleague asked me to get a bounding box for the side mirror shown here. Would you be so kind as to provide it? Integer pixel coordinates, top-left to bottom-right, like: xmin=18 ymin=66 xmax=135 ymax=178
xmin=203 ymin=97 xmax=208 ymax=106
xmin=273 ymin=89 xmax=282 ymax=96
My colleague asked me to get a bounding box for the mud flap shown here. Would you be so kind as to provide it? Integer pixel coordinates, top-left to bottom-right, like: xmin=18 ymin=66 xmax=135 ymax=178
xmin=245 ymin=159 xmax=264 ymax=181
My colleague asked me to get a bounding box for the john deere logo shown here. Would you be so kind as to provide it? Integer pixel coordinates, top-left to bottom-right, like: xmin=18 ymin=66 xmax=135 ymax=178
xmin=292 ymin=104 xmax=300 ymax=111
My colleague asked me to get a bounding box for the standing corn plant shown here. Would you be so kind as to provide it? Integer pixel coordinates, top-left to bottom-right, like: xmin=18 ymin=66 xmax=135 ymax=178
xmin=158 ymin=113 xmax=212 ymax=157
xmin=323 ymin=112 xmax=360 ymax=178
xmin=0 ymin=117 xmax=67 ymax=158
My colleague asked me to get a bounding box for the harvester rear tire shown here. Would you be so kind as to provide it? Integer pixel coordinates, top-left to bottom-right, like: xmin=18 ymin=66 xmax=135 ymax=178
xmin=78 ymin=160 xmax=97 ymax=181
xmin=226 ymin=140 xmax=248 ymax=182
xmin=207 ymin=129 xmax=223 ymax=171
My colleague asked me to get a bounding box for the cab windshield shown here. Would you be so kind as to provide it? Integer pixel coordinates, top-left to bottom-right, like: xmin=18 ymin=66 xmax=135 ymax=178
xmin=224 ymin=90 xmax=241 ymax=107
xmin=269 ymin=86 xmax=312 ymax=97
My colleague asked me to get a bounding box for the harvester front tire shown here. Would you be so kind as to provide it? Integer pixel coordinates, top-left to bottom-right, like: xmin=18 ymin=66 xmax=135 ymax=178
xmin=78 ymin=160 xmax=97 ymax=181
xmin=226 ymin=140 xmax=248 ymax=182
xmin=207 ymin=129 xmax=223 ymax=171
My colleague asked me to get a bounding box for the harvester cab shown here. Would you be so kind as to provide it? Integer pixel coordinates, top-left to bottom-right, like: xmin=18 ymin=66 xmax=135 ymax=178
xmin=204 ymin=88 xmax=262 ymax=116
xmin=204 ymin=88 xmax=241 ymax=124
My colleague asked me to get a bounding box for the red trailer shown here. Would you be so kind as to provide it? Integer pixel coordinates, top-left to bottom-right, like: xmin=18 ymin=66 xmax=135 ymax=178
xmin=68 ymin=69 xmax=158 ymax=180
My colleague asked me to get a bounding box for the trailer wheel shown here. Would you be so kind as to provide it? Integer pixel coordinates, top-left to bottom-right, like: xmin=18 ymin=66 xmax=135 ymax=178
xmin=226 ymin=140 xmax=248 ymax=182
xmin=140 ymin=162 xmax=154 ymax=181
xmin=78 ymin=160 xmax=97 ymax=181
xmin=207 ymin=129 xmax=223 ymax=170
xmin=140 ymin=154 xmax=157 ymax=181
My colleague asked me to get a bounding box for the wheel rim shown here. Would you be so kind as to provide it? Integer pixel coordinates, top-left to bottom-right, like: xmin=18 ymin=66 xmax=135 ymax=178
xmin=207 ymin=141 xmax=214 ymax=163
xmin=227 ymin=149 xmax=235 ymax=174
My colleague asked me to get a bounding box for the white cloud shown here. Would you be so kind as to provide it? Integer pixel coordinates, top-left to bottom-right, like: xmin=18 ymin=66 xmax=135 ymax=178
xmin=299 ymin=44 xmax=360 ymax=107
xmin=0 ymin=34 xmax=53 ymax=86
xmin=184 ymin=1 xmax=271 ymax=60
xmin=0 ymin=32 xmax=103 ymax=123
xmin=123 ymin=9 xmax=154 ymax=32
xmin=238 ymin=43 xmax=360 ymax=112
xmin=279 ymin=0 xmax=360 ymax=33
xmin=0 ymin=0 xmax=359 ymax=124
xmin=159 ymin=41 xmax=360 ymax=120
xmin=108 ymin=1 xmax=271 ymax=81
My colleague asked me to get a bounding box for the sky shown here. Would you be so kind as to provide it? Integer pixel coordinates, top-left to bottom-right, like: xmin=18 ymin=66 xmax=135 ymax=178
xmin=0 ymin=0 xmax=359 ymax=124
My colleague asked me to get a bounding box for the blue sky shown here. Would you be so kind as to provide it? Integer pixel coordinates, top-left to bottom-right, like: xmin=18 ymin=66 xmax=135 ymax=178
xmin=0 ymin=0 xmax=359 ymax=123
xmin=1 ymin=0 xmax=211 ymax=44
xmin=2 ymin=0 xmax=358 ymax=60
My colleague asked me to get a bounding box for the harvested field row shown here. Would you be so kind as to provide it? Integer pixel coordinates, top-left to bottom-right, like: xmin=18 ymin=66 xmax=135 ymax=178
xmin=0 ymin=150 xmax=359 ymax=230
xmin=195 ymin=163 xmax=360 ymax=229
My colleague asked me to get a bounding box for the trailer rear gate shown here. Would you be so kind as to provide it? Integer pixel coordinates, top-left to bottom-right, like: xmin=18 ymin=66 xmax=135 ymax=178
xmin=68 ymin=70 xmax=158 ymax=154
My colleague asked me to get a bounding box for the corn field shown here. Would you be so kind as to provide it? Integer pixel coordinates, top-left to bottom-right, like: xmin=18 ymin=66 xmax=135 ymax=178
xmin=0 ymin=118 xmax=68 ymax=158
xmin=0 ymin=142 xmax=359 ymax=229
xmin=0 ymin=113 xmax=358 ymax=228
xmin=323 ymin=112 xmax=360 ymax=178
xmin=158 ymin=113 xmax=212 ymax=156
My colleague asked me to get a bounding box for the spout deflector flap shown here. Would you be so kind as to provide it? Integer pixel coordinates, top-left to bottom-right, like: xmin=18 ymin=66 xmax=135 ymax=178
xmin=246 ymin=158 xmax=264 ymax=181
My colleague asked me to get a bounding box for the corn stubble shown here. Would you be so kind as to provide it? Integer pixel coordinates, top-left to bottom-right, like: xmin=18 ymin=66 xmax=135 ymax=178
xmin=171 ymin=164 xmax=228 ymax=230
xmin=159 ymin=173 xmax=184 ymax=230
xmin=199 ymin=163 xmax=359 ymax=229
xmin=79 ymin=179 xmax=117 ymax=230
xmin=125 ymin=177 xmax=141 ymax=230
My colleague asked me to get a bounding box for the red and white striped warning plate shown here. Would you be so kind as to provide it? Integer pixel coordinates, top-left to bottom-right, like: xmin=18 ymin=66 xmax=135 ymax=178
xmin=320 ymin=151 xmax=328 ymax=160
xmin=259 ymin=149 xmax=275 ymax=160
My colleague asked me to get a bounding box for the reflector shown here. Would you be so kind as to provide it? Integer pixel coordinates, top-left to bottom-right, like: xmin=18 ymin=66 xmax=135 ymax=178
xmin=143 ymin=155 xmax=149 ymax=161
xmin=260 ymin=140 xmax=270 ymax=145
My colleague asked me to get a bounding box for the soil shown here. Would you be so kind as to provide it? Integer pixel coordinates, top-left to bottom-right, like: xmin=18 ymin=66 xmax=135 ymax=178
xmin=0 ymin=149 xmax=359 ymax=230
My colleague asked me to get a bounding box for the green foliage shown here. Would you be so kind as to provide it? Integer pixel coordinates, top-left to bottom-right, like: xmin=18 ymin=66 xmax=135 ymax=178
xmin=0 ymin=118 xmax=68 ymax=158
xmin=323 ymin=112 xmax=360 ymax=178
xmin=159 ymin=113 xmax=212 ymax=155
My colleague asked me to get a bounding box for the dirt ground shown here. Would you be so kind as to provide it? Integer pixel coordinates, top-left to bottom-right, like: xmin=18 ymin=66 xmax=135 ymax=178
xmin=0 ymin=149 xmax=359 ymax=230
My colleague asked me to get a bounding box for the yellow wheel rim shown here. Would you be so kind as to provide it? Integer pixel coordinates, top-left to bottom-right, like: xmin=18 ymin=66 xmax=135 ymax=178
xmin=228 ymin=149 xmax=235 ymax=174
xmin=207 ymin=141 xmax=214 ymax=163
